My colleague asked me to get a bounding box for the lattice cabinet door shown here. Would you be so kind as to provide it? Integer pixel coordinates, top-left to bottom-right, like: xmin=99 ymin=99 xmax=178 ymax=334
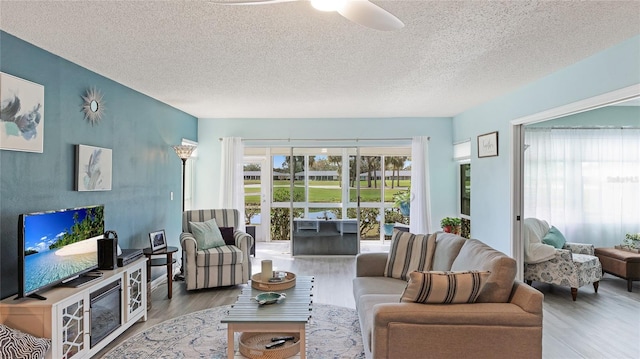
xmin=54 ymin=293 xmax=89 ymax=359
xmin=125 ymin=261 xmax=146 ymax=322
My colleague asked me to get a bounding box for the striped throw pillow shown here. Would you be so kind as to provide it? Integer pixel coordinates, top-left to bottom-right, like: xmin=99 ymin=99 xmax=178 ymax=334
xmin=400 ymin=271 xmax=491 ymax=304
xmin=384 ymin=231 xmax=436 ymax=280
xmin=0 ymin=324 xmax=51 ymax=359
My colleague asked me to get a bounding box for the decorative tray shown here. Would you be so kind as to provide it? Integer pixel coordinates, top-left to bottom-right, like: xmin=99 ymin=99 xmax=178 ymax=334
xmin=251 ymin=271 xmax=296 ymax=291
xmin=253 ymin=292 xmax=286 ymax=305
xmin=239 ymin=332 xmax=300 ymax=359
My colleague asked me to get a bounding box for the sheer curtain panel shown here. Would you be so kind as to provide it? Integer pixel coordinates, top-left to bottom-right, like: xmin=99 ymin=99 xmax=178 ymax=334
xmin=219 ymin=137 xmax=246 ymax=231
xmin=409 ymin=136 xmax=432 ymax=234
xmin=524 ymin=128 xmax=640 ymax=247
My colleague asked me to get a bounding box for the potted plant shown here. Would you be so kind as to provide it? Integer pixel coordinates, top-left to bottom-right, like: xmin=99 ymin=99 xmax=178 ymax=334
xmin=383 ymin=209 xmax=405 ymax=236
xmin=440 ymin=217 xmax=462 ymax=235
xmin=624 ymin=233 xmax=640 ymax=249
xmin=392 ymin=189 xmax=411 ymax=216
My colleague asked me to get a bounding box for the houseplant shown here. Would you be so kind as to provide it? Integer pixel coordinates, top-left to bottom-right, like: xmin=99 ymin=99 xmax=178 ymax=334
xmin=383 ymin=209 xmax=405 ymax=236
xmin=440 ymin=217 xmax=462 ymax=234
xmin=392 ymin=189 xmax=411 ymax=216
xmin=624 ymin=233 xmax=640 ymax=249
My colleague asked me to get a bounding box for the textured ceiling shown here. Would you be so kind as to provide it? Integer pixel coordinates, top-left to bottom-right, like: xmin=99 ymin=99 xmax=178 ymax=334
xmin=1 ymin=1 xmax=639 ymax=119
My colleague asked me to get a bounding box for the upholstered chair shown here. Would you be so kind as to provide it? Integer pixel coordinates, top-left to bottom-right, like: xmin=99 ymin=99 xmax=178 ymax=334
xmin=523 ymin=218 xmax=602 ymax=301
xmin=180 ymin=209 xmax=253 ymax=290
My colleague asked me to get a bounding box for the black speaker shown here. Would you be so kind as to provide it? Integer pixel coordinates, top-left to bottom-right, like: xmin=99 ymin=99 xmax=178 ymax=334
xmin=98 ymin=230 xmax=118 ymax=270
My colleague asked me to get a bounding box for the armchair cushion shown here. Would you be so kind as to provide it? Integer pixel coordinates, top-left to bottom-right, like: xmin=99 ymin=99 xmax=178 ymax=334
xmin=542 ymin=226 xmax=566 ymax=249
xmin=196 ymin=245 xmax=244 ymax=266
xmin=220 ymin=226 xmax=235 ymax=245
xmin=189 ymin=219 xmax=226 ymax=249
xmin=400 ymin=270 xmax=491 ymax=304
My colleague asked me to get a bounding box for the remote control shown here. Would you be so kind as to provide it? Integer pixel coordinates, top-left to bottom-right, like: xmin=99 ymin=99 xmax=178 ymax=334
xmin=265 ymin=339 xmax=285 ymax=349
xmin=271 ymin=336 xmax=294 ymax=342
xmin=268 ymin=277 xmax=283 ymax=282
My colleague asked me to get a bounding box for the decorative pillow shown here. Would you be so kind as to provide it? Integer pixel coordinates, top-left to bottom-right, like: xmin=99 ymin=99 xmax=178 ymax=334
xmin=189 ymin=219 xmax=226 ymax=250
xmin=400 ymin=271 xmax=491 ymax=304
xmin=542 ymin=226 xmax=566 ymax=249
xmin=220 ymin=226 xmax=235 ymax=245
xmin=0 ymin=324 xmax=51 ymax=359
xmin=384 ymin=231 xmax=436 ymax=281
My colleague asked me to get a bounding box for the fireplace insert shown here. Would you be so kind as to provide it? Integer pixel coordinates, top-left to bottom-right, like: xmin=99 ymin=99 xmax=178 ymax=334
xmin=90 ymin=279 xmax=121 ymax=348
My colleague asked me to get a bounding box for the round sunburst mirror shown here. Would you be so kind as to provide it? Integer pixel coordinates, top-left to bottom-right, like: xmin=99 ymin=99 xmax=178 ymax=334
xmin=82 ymin=87 xmax=105 ymax=125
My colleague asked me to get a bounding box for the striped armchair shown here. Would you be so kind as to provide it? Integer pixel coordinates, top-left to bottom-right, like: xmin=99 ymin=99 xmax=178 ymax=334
xmin=180 ymin=209 xmax=254 ymax=290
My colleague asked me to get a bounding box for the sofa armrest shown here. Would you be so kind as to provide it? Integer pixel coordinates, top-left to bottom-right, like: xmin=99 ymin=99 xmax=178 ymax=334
xmin=180 ymin=232 xmax=198 ymax=254
xmin=564 ymin=242 xmax=595 ymax=255
xmin=356 ymin=252 xmax=388 ymax=277
xmin=509 ymin=281 xmax=543 ymax=315
xmin=233 ymin=230 xmax=254 ymax=254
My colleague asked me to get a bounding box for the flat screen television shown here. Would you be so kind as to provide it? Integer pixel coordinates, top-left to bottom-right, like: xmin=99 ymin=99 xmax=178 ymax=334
xmin=17 ymin=204 xmax=105 ymax=299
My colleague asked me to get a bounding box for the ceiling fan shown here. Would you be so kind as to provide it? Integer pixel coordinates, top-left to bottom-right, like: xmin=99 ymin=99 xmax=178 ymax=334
xmin=210 ymin=0 xmax=404 ymax=31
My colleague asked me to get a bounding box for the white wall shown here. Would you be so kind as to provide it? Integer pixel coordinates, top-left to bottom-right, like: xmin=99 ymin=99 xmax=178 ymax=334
xmin=453 ymin=35 xmax=640 ymax=253
xmin=195 ymin=117 xmax=457 ymax=231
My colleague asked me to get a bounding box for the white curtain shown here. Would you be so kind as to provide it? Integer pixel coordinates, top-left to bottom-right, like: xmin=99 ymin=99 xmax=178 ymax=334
xmin=219 ymin=137 xmax=245 ymax=230
xmin=410 ymin=136 xmax=432 ymax=234
xmin=524 ymin=128 xmax=640 ymax=247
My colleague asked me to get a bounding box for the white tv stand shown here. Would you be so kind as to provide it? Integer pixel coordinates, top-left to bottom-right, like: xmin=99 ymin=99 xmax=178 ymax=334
xmin=0 ymin=258 xmax=147 ymax=359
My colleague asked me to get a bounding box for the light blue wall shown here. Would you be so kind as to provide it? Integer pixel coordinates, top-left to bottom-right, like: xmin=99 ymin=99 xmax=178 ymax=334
xmin=453 ymin=35 xmax=640 ymax=253
xmin=0 ymin=32 xmax=198 ymax=299
xmin=195 ymin=117 xmax=457 ymax=230
xmin=527 ymin=105 xmax=640 ymax=127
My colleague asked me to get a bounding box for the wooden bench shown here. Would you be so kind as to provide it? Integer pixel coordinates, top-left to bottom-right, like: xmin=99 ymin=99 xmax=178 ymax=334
xmin=594 ymin=247 xmax=640 ymax=292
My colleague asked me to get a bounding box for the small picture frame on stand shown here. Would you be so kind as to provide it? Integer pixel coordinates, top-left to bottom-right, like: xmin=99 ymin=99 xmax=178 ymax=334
xmin=149 ymin=229 xmax=167 ymax=252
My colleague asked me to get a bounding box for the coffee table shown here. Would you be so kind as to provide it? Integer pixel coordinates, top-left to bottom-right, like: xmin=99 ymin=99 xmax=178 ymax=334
xmin=222 ymin=275 xmax=314 ymax=359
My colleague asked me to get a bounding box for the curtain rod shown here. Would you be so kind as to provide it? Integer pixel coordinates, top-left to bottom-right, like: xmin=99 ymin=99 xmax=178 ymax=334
xmin=218 ymin=137 xmax=428 ymax=141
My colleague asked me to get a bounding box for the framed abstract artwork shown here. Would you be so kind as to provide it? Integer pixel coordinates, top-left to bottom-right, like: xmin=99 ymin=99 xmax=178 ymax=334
xmin=0 ymin=72 xmax=45 ymax=153
xmin=75 ymin=144 xmax=113 ymax=191
xmin=477 ymin=131 xmax=499 ymax=158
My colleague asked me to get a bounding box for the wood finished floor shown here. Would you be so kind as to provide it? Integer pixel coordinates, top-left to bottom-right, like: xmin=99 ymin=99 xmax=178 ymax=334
xmin=95 ymin=241 xmax=640 ymax=358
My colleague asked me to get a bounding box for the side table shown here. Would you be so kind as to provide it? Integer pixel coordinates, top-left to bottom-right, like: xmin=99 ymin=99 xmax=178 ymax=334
xmin=143 ymin=246 xmax=178 ymax=299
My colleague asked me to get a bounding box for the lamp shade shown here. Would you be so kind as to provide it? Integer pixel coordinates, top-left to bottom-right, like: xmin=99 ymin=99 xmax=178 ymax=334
xmin=172 ymin=145 xmax=196 ymax=160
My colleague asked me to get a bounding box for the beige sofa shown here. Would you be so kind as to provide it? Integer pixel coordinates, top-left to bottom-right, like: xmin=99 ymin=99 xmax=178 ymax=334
xmin=353 ymin=233 xmax=543 ymax=359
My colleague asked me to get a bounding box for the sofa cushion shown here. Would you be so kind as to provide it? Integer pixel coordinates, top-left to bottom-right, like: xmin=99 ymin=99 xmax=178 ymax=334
xmin=353 ymin=276 xmax=408 ymax=302
xmin=451 ymin=239 xmax=516 ymax=303
xmin=0 ymin=324 xmax=51 ymax=359
xmin=384 ymin=231 xmax=436 ymax=280
xmin=400 ymin=271 xmax=490 ymax=304
xmin=190 ymin=219 xmax=227 ymax=250
xmin=196 ymin=244 xmax=244 ymax=266
xmin=432 ymin=233 xmax=467 ymax=271
xmin=356 ymin=294 xmax=401 ymax=353
xmin=542 ymin=226 xmax=566 ymax=249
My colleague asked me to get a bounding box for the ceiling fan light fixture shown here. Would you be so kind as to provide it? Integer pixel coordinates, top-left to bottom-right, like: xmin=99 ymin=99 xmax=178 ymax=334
xmin=310 ymin=0 xmax=346 ymax=12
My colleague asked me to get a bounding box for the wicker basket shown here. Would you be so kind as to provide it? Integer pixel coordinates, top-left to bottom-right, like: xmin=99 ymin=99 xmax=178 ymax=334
xmin=239 ymin=332 xmax=300 ymax=359
xmin=251 ymin=272 xmax=296 ymax=291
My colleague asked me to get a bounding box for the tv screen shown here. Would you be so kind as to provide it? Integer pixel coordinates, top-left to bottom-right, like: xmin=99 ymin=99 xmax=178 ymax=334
xmin=18 ymin=205 xmax=105 ymax=298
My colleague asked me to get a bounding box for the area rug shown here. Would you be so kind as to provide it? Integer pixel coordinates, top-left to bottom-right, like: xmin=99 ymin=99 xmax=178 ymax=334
xmin=102 ymin=303 xmax=364 ymax=359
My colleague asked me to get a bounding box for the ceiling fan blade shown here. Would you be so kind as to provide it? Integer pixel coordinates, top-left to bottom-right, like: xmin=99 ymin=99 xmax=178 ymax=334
xmin=209 ymin=0 xmax=298 ymax=5
xmin=337 ymin=0 xmax=404 ymax=31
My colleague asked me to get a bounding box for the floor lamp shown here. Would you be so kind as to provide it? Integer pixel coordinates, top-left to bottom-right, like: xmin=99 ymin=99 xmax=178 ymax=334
xmin=172 ymin=144 xmax=196 ymax=281
xmin=172 ymin=145 xmax=197 ymax=212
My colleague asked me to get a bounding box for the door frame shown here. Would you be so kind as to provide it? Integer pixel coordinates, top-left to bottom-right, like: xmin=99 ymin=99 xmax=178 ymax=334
xmin=509 ymin=84 xmax=640 ymax=280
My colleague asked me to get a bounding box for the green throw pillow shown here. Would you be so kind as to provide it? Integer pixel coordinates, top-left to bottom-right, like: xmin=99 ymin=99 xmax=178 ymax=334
xmin=189 ymin=219 xmax=226 ymax=250
xmin=542 ymin=226 xmax=566 ymax=249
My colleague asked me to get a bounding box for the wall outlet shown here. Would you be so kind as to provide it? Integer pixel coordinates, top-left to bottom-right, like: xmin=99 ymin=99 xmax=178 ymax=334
xmin=170 ymin=191 xmax=174 ymax=200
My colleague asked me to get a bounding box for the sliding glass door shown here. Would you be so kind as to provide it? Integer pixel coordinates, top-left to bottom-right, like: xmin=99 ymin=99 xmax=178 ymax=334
xmin=244 ymin=145 xmax=412 ymax=249
xmin=285 ymin=147 xmax=361 ymax=255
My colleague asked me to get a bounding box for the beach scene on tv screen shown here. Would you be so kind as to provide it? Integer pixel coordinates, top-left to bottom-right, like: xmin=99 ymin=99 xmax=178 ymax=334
xmin=23 ymin=206 xmax=103 ymax=294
